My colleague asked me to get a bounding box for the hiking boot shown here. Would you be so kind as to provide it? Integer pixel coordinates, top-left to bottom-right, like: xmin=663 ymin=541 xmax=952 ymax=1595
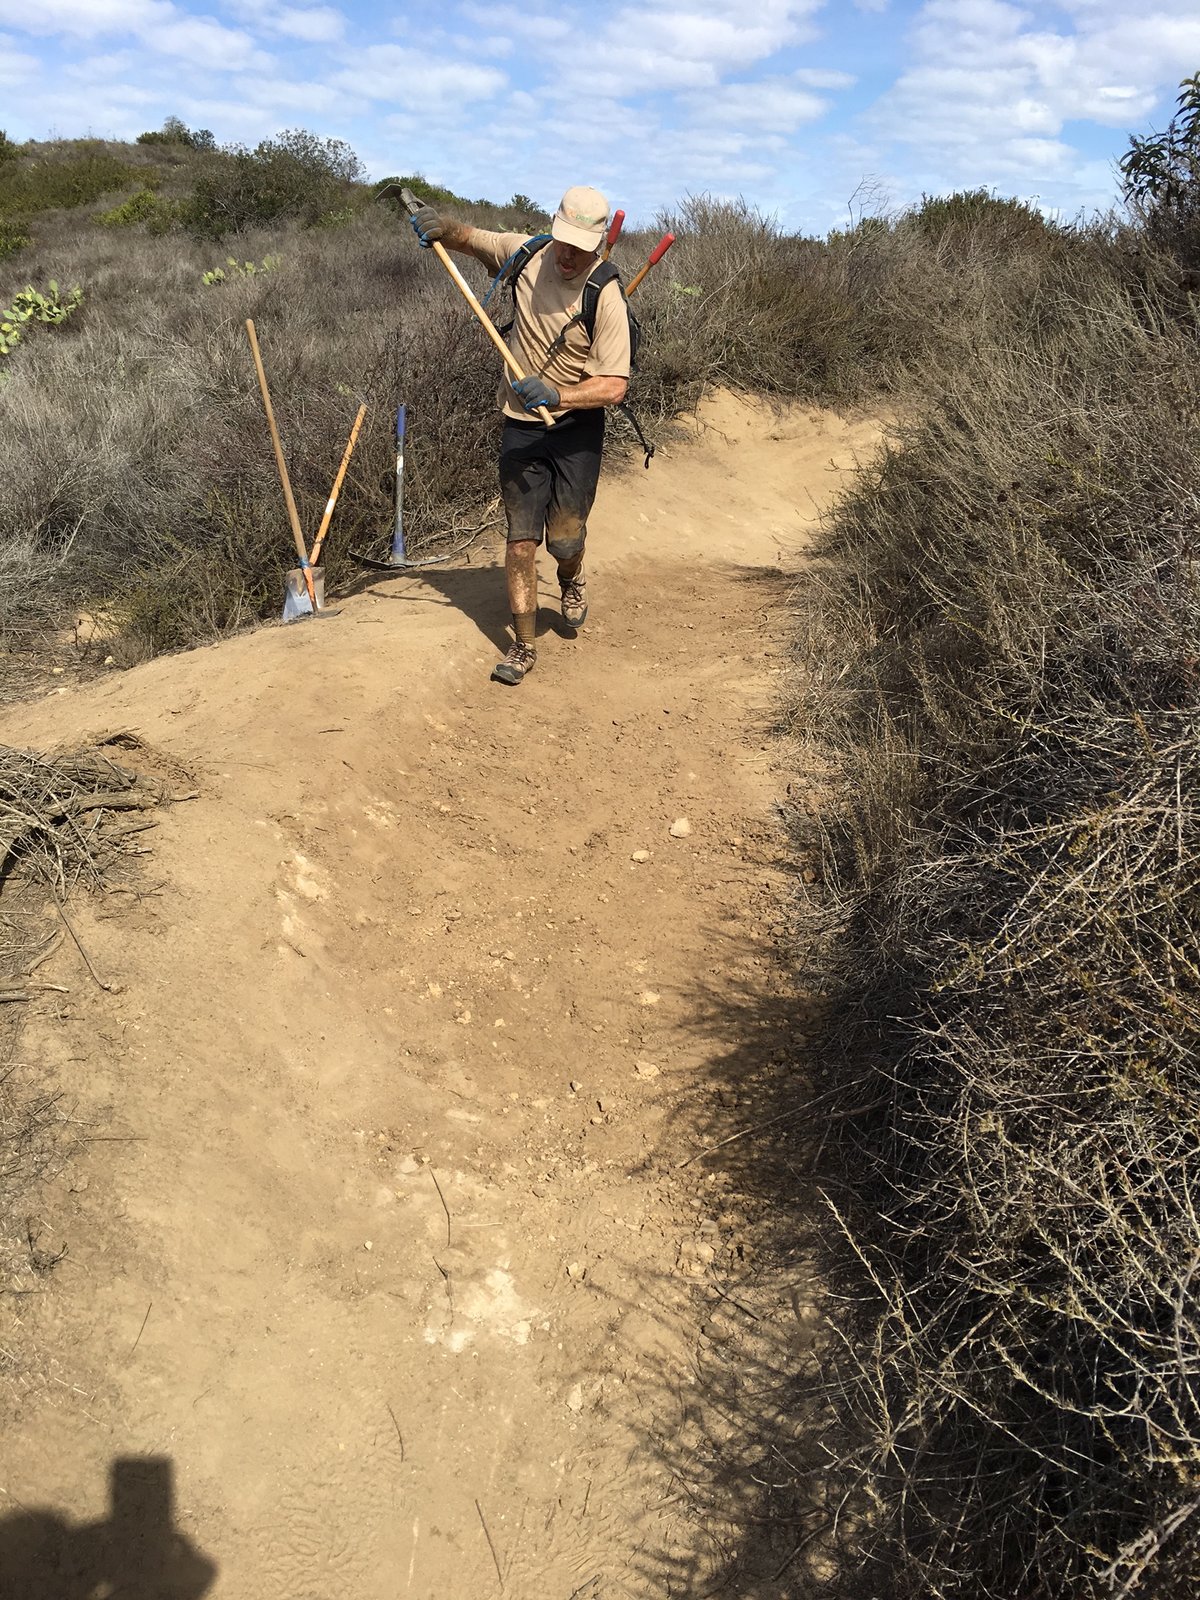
xmin=559 ymin=571 xmax=588 ymax=630
xmin=492 ymin=641 xmax=537 ymax=685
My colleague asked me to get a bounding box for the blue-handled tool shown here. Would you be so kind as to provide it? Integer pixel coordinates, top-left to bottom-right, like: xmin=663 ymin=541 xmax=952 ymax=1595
xmin=390 ymin=404 xmax=407 ymax=564
xmin=351 ymin=399 xmax=498 ymax=572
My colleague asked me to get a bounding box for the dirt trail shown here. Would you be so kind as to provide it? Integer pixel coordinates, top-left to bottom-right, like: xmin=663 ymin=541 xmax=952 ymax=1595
xmin=0 ymin=394 xmax=880 ymax=1598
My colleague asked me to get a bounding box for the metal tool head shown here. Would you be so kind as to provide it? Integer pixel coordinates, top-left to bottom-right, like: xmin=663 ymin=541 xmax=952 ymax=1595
xmin=374 ymin=181 xmax=422 ymax=216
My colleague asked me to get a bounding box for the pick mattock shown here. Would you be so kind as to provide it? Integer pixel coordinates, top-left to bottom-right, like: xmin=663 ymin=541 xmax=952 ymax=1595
xmin=602 ymin=209 xmax=625 ymax=261
xmin=376 ymin=183 xmax=556 ymax=428
xmin=245 ymin=318 xmax=320 ymax=620
xmin=626 ymin=232 xmax=676 ymax=297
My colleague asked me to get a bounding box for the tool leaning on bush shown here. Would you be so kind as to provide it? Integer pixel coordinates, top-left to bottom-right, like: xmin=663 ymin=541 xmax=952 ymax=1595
xmin=244 ymin=318 xmax=364 ymax=623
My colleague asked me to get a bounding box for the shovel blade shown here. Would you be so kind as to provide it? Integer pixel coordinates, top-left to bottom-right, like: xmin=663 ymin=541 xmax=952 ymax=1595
xmin=282 ymin=566 xmax=325 ymax=623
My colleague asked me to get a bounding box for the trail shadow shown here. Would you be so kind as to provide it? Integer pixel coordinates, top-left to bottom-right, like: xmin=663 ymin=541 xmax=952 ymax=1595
xmin=616 ymin=929 xmax=838 ymax=1598
xmin=0 ymin=1455 xmax=216 ymax=1599
xmin=344 ymin=556 xmax=583 ymax=652
xmin=342 ymin=558 xmax=510 ymax=652
xmin=599 ymin=584 xmax=842 ymax=1597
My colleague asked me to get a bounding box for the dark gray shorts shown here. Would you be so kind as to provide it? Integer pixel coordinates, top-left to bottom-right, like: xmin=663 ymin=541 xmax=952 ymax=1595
xmin=499 ymin=409 xmax=605 ymax=561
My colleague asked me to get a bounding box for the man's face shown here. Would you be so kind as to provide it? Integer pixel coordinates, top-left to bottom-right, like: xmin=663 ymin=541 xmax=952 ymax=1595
xmin=553 ymin=240 xmax=597 ymax=279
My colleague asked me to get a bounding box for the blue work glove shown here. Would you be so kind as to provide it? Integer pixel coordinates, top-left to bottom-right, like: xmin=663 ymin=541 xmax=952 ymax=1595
xmin=512 ymin=375 xmax=560 ymax=413
xmin=409 ymin=204 xmax=444 ymax=248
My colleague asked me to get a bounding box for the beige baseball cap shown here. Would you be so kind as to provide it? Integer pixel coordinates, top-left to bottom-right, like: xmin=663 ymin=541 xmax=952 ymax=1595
xmin=551 ymin=185 xmax=609 ymax=251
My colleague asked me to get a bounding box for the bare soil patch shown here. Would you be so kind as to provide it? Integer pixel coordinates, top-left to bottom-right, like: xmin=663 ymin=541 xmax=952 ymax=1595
xmin=0 ymin=395 xmax=882 ymax=1597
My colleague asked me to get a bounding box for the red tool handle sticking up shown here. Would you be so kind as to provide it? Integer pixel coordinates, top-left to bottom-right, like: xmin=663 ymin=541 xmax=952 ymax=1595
xmin=602 ymin=209 xmax=625 ymax=261
xmin=626 ymin=232 xmax=675 ymax=296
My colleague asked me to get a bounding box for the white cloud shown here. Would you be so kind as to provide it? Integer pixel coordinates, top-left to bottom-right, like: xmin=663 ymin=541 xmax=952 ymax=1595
xmin=4 ymin=0 xmax=154 ymax=31
xmin=794 ymin=67 xmax=857 ymax=88
xmin=0 ymin=0 xmax=271 ymax=68
xmin=0 ymin=29 xmax=38 ymax=86
xmin=144 ymin=11 xmax=271 ymax=68
xmin=336 ymin=43 xmax=507 ymax=105
xmin=457 ymin=0 xmax=824 ymax=100
xmin=219 ymin=0 xmax=344 ymax=37
xmin=870 ymin=0 xmax=1200 ymax=203
xmin=64 ymin=49 xmax=137 ymax=77
xmin=686 ymin=75 xmax=831 ymax=130
xmin=272 ymin=6 xmax=344 ymax=43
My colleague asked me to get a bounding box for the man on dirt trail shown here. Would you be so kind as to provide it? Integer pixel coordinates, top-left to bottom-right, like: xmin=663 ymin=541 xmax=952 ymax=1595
xmin=410 ymin=186 xmax=632 ymax=686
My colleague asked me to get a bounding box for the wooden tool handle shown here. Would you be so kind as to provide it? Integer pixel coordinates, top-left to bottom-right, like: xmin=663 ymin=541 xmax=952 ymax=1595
xmin=246 ymin=319 xmax=316 ymax=608
xmin=309 ymin=403 xmax=366 ymax=567
xmin=430 ymin=242 xmax=556 ymax=426
xmin=626 ymin=233 xmax=676 ymax=297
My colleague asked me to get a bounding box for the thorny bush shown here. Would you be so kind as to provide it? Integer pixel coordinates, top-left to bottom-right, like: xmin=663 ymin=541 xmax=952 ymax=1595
xmin=794 ymin=261 xmax=1200 ymax=1599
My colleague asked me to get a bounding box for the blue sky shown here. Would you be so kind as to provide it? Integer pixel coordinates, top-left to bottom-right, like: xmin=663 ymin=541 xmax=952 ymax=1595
xmin=3 ymin=0 xmax=1199 ymax=232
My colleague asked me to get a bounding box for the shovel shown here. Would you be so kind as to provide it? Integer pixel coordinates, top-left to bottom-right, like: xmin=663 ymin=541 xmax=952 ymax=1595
xmin=245 ymin=319 xmax=322 ymax=621
xmin=279 ymin=401 xmax=366 ymax=618
xmin=310 ymin=402 xmax=367 ymax=569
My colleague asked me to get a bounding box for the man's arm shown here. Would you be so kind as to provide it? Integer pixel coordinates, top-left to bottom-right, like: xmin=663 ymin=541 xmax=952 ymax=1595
xmin=409 ymin=206 xmax=509 ymax=268
xmin=430 ymin=218 xmax=490 ymax=262
xmin=556 ymin=374 xmax=628 ymax=409
xmin=511 ymin=373 xmax=628 ymax=413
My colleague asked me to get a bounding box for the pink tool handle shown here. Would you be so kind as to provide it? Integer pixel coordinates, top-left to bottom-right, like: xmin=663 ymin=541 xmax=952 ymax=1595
xmin=605 ymin=210 xmax=625 ymax=250
xmin=648 ymin=232 xmax=675 ymax=265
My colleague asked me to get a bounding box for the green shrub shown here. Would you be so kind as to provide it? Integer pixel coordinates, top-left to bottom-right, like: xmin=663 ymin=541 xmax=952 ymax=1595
xmin=376 ymin=174 xmax=476 ymax=209
xmin=906 ymin=186 xmax=1052 ymax=249
xmin=137 ymin=117 xmax=216 ymax=151
xmin=184 ymin=128 xmax=362 ymax=239
xmin=1122 ymin=71 xmax=1200 ymax=268
xmin=201 ymin=254 xmax=281 ymax=284
xmin=0 ymin=147 xmax=143 ymax=220
xmin=0 ymin=131 xmax=18 ymax=165
xmin=96 ymin=188 xmax=175 ymax=229
xmin=0 ymin=224 xmax=30 ymax=261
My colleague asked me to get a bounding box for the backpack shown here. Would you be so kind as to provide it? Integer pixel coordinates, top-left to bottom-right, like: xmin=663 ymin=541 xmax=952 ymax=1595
xmin=484 ymin=234 xmax=655 ymax=467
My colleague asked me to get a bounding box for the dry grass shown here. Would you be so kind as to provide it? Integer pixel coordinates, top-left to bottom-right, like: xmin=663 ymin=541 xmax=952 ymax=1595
xmin=791 ymin=258 xmax=1200 ymax=1599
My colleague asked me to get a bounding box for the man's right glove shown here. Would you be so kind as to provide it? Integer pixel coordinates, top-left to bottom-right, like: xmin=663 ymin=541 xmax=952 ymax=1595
xmin=410 ymin=205 xmax=444 ymax=248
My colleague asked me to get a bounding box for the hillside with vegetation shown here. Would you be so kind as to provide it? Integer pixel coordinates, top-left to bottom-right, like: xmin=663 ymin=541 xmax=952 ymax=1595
xmin=1 ymin=83 xmax=1199 ymax=1596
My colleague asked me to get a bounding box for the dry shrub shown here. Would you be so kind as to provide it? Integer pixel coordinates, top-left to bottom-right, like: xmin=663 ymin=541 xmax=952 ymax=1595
xmin=794 ymin=260 xmax=1200 ymax=1598
xmin=0 ymin=206 xmax=503 ymax=666
xmin=0 ymin=740 xmax=178 ymax=1382
xmin=621 ymin=191 xmax=1081 ymax=417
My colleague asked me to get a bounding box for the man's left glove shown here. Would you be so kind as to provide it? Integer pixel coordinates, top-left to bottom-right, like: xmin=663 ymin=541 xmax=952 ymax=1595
xmin=410 ymin=205 xmax=444 ymax=247
xmin=512 ymin=376 xmax=560 ymax=413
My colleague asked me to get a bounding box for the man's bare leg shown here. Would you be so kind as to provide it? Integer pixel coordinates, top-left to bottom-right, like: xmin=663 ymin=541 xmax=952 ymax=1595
xmin=506 ymin=540 xmax=539 ymax=643
xmin=491 ymin=538 xmax=540 ymax=683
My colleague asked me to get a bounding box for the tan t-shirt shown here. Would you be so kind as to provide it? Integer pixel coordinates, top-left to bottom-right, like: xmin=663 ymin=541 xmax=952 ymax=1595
xmin=469 ymin=228 xmax=632 ymax=422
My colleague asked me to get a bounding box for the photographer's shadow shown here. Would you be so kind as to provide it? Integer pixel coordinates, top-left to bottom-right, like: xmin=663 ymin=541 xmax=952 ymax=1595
xmin=0 ymin=1456 xmax=215 ymax=1599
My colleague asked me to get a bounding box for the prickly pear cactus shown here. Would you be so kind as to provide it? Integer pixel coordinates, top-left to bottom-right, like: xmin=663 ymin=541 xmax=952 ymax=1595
xmin=201 ymin=254 xmax=281 ymax=286
xmin=0 ymin=281 xmax=84 ymax=358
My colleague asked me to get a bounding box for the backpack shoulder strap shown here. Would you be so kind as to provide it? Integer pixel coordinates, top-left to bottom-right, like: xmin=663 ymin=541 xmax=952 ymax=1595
xmin=579 ymin=260 xmax=622 ymax=340
xmin=482 ymin=233 xmax=553 ymax=311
